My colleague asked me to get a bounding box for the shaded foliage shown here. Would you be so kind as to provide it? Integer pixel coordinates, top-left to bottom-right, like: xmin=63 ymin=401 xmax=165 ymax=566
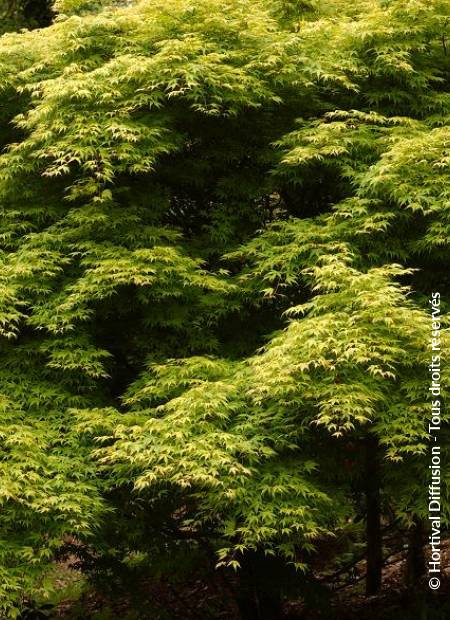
xmin=0 ymin=0 xmax=449 ymax=616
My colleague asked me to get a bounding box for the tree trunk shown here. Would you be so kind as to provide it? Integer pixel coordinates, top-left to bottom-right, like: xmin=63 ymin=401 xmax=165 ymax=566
xmin=236 ymin=551 xmax=283 ymax=620
xmin=406 ymin=517 xmax=425 ymax=586
xmin=365 ymin=435 xmax=382 ymax=595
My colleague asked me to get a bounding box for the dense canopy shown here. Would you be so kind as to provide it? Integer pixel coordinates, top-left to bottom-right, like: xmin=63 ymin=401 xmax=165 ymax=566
xmin=0 ymin=0 xmax=449 ymax=617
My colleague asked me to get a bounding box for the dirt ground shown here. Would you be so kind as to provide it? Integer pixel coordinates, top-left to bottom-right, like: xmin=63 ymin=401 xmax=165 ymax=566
xmin=49 ymin=540 xmax=450 ymax=620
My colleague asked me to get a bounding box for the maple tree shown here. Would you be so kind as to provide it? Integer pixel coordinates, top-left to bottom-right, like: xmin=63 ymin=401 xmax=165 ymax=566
xmin=0 ymin=0 xmax=449 ymax=617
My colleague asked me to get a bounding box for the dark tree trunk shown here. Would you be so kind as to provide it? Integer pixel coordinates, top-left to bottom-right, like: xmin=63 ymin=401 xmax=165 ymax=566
xmin=406 ymin=517 xmax=425 ymax=586
xmin=236 ymin=551 xmax=283 ymax=620
xmin=401 ymin=517 xmax=427 ymax=619
xmin=365 ymin=435 xmax=382 ymax=596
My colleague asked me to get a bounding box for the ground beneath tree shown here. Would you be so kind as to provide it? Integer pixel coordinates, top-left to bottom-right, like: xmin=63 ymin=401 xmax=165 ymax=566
xmin=48 ymin=541 xmax=449 ymax=620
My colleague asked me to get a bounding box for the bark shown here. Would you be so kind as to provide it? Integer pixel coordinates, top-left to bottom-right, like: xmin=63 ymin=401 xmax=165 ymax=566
xmin=402 ymin=518 xmax=427 ymax=619
xmin=365 ymin=435 xmax=382 ymax=595
xmin=236 ymin=551 xmax=283 ymax=620
xmin=406 ymin=517 xmax=426 ymax=586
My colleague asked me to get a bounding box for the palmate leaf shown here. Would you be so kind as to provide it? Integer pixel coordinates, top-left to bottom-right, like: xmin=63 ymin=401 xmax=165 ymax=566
xmin=1 ymin=0 xmax=450 ymax=613
xmin=0 ymin=346 xmax=106 ymax=615
xmin=89 ymin=255 xmax=447 ymax=566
